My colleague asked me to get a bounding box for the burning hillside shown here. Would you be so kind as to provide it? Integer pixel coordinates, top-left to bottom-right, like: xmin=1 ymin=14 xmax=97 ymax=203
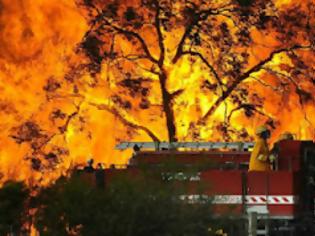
xmin=0 ymin=0 xmax=314 ymax=185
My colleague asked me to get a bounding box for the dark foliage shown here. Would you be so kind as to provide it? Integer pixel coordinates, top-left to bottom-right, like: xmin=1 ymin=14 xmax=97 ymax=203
xmin=0 ymin=181 xmax=30 ymax=235
xmin=34 ymin=168 xmax=225 ymax=236
xmin=236 ymin=0 xmax=253 ymax=7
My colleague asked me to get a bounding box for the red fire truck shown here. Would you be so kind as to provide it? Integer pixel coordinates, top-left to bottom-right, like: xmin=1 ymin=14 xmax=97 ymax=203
xmin=84 ymin=140 xmax=315 ymax=235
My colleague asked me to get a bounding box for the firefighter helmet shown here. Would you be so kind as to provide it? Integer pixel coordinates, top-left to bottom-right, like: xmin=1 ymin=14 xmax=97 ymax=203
xmin=255 ymin=125 xmax=269 ymax=135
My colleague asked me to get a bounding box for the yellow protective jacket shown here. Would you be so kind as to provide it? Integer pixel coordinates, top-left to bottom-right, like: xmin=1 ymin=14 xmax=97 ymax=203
xmin=249 ymin=138 xmax=270 ymax=171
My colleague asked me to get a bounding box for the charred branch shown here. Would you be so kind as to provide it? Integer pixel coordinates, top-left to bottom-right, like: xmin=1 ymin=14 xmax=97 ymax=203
xmin=33 ymin=102 xmax=83 ymax=155
xmin=200 ymin=44 xmax=312 ymax=123
xmin=153 ymin=0 xmax=165 ymax=66
xmin=262 ymin=67 xmax=314 ymax=104
xmin=89 ymin=102 xmax=160 ymax=142
xmin=182 ymin=50 xmax=223 ymax=86
xmin=102 ymin=19 xmax=159 ymax=64
xmin=172 ymin=6 xmax=236 ymax=64
xmin=262 ymin=67 xmax=299 ymax=87
xmin=58 ymin=103 xmax=82 ymax=134
xmin=172 ymin=24 xmax=195 ymax=64
xmin=227 ymin=103 xmax=273 ymax=123
xmin=171 ymin=89 xmax=185 ymax=99
xmin=249 ymin=75 xmax=283 ymax=92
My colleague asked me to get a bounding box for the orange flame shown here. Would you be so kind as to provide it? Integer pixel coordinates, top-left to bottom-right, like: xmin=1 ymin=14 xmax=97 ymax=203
xmin=0 ymin=0 xmax=314 ymax=185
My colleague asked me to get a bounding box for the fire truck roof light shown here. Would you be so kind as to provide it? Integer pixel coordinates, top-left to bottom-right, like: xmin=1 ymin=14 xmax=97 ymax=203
xmin=115 ymin=142 xmax=255 ymax=151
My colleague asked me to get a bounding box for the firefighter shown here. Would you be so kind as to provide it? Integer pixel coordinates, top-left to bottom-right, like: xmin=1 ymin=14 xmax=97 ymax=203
xmin=249 ymin=125 xmax=271 ymax=171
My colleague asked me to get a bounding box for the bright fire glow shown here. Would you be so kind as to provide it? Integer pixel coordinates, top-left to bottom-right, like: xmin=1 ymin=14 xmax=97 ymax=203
xmin=0 ymin=0 xmax=314 ymax=185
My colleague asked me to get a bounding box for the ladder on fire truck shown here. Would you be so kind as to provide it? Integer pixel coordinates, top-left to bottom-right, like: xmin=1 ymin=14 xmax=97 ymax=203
xmin=115 ymin=141 xmax=255 ymax=151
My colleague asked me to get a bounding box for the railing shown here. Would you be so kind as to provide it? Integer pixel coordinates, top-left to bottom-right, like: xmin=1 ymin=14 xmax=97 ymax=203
xmin=115 ymin=142 xmax=255 ymax=151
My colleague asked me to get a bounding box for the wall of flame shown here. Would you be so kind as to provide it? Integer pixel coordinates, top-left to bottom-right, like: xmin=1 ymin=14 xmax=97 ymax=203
xmin=0 ymin=0 xmax=314 ymax=185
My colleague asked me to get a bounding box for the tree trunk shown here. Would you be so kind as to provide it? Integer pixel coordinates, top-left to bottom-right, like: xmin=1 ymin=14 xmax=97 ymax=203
xmin=159 ymin=71 xmax=177 ymax=142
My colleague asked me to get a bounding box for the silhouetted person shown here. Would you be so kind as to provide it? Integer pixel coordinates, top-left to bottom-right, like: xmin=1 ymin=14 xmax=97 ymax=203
xmin=97 ymin=163 xmax=104 ymax=170
xmin=84 ymin=159 xmax=94 ymax=173
xmin=95 ymin=163 xmax=105 ymax=188
xmin=133 ymin=144 xmax=140 ymax=152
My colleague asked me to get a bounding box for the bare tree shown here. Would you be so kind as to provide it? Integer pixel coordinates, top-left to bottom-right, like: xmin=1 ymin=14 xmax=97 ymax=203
xmin=73 ymin=0 xmax=315 ymax=141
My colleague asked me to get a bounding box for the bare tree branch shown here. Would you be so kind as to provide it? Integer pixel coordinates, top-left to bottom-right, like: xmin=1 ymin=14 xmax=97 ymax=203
xmin=227 ymin=103 xmax=273 ymax=123
xmin=262 ymin=67 xmax=315 ymax=132
xmin=153 ymin=0 xmax=165 ymax=66
xmin=182 ymin=50 xmax=223 ymax=86
xmin=172 ymin=7 xmax=237 ymax=64
xmin=262 ymin=67 xmax=299 ymax=86
xmin=200 ymin=44 xmax=312 ymax=123
xmin=172 ymin=23 xmax=195 ymax=64
xmin=108 ymin=54 xmax=159 ymax=75
xmin=37 ymin=102 xmax=83 ymax=154
xmin=249 ymin=75 xmax=284 ymax=92
xmin=58 ymin=102 xmax=82 ymax=134
xmin=102 ymin=19 xmax=159 ymax=64
xmin=170 ymin=89 xmax=185 ymax=99
xmin=89 ymin=102 xmax=160 ymax=142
